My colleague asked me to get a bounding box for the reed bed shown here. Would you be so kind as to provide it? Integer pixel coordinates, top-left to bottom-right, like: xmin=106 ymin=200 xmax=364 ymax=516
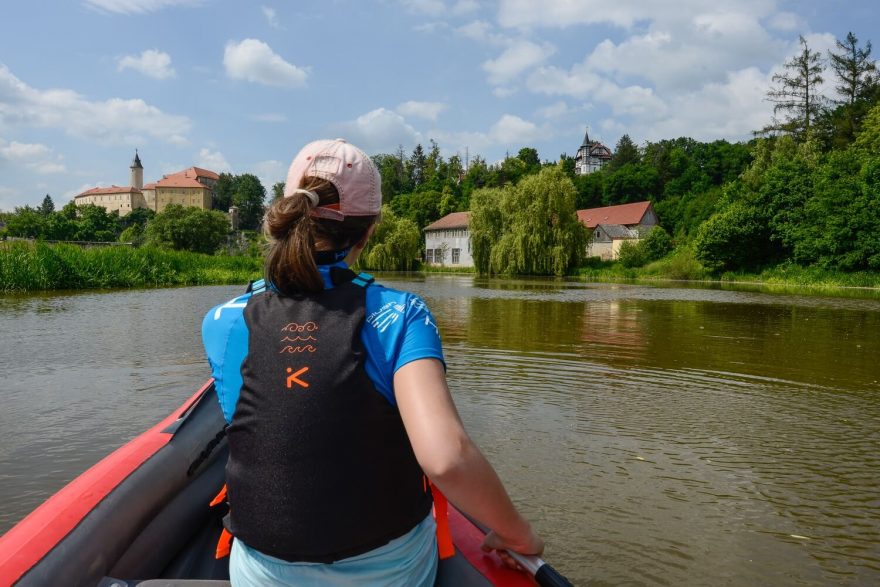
xmin=0 ymin=241 xmax=261 ymax=293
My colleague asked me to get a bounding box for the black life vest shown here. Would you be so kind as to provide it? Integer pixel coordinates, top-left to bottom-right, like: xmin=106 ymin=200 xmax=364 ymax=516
xmin=225 ymin=268 xmax=432 ymax=562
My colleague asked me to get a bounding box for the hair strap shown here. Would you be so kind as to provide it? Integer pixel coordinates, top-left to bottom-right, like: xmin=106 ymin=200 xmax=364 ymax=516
xmin=290 ymin=188 xmax=319 ymax=208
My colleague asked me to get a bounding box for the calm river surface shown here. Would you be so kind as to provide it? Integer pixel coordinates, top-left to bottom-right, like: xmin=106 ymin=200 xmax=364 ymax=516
xmin=1 ymin=276 xmax=879 ymax=586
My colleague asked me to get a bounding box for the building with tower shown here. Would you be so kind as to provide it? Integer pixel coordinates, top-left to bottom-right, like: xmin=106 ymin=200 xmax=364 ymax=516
xmin=74 ymin=152 xmax=218 ymax=216
xmin=575 ymin=128 xmax=612 ymax=175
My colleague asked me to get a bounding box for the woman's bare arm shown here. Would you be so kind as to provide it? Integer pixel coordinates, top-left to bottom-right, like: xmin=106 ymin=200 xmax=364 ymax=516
xmin=394 ymin=358 xmax=544 ymax=558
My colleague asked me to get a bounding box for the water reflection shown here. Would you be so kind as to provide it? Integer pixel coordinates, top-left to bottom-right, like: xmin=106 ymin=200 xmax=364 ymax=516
xmin=2 ymin=277 xmax=879 ymax=586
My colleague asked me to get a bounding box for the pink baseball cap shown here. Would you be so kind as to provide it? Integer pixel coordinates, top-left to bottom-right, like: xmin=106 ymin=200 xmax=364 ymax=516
xmin=283 ymin=138 xmax=382 ymax=221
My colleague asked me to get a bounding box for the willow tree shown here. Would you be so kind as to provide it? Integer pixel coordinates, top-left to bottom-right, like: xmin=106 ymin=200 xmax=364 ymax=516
xmin=359 ymin=205 xmax=421 ymax=271
xmin=470 ymin=166 xmax=586 ymax=276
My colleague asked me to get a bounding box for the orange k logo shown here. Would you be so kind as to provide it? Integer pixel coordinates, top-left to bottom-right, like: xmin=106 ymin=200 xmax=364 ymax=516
xmin=286 ymin=366 xmax=309 ymax=389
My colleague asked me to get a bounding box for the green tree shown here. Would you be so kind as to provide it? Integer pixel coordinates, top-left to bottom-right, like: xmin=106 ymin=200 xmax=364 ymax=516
xmin=271 ymin=182 xmax=285 ymax=201
xmin=829 ymin=32 xmax=878 ymax=142
xmin=359 ymin=205 xmax=421 ymax=271
xmin=517 ymin=147 xmax=541 ymax=174
xmin=693 ymin=201 xmax=774 ymax=273
xmin=610 ymin=134 xmax=640 ymax=170
xmin=471 ymin=167 xmax=586 ymax=276
xmin=213 ymin=173 xmax=236 ymax=211
xmin=74 ymin=205 xmax=120 ymax=242
xmin=39 ymin=194 xmax=55 ymax=215
xmin=144 ymin=204 xmax=230 ymax=254
xmin=232 ymin=174 xmax=266 ymax=230
xmin=408 ymin=144 xmax=427 ymax=188
xmin=4 ymin=206 xmax=45 ymax=238
xmin=764 ymin=36 xmax=826 ymax=139
xmin=468 ymin=187 xmax=506 ymax=275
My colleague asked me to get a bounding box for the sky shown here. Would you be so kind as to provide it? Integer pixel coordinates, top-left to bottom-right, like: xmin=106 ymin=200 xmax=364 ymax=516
xmin=0 ymin=0 xmax=876 ymax=211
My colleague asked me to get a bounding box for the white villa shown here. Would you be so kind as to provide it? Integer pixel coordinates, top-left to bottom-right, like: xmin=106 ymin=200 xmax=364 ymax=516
xmin=575 ymin=128 xmax=613 ymax=175
xmin=423 ymin=211 xmax=473 ymax=267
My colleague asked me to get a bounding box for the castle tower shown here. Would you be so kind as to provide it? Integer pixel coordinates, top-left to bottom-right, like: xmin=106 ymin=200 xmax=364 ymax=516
xmin=130 ymin=150 xmax=144 ymax=190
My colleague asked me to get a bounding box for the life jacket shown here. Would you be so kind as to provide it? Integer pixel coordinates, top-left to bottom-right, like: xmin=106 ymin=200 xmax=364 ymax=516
xmin=223 ymin=267 xmax=433 ymax=563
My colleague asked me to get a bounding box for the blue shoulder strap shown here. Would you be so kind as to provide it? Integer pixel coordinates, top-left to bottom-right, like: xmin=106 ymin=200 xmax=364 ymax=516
xmin=352 ymin=272 xmax=374 ymax=288
xmin=246 ymin=278 xmax=267 ymax=294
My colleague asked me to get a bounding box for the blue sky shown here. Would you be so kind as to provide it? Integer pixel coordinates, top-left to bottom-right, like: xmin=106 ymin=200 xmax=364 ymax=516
xmin=0 ymin=0 xmax=875 ymax=210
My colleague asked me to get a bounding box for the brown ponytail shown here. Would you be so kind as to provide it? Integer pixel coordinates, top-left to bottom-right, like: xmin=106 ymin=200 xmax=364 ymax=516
xmin=263 ymin=177 xmax=378 ymax=295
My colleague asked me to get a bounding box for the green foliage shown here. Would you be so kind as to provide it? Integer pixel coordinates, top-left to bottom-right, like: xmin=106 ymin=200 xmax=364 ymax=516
xmin=617 ymin=240 xmax=648 ymax=268
xmin=39 ymin=194 xmax=54 ymax=215
xmin=0 ymin=241 xmax=260 ymax=293
xmin=231 ymin=173 xmax=266 ymax=230
xmin=616 ymin=227 xmax=672 ymax=268
xmin=144 ymin=204 xmax=230 ymax=254
xmin=764 ymin=35 xmax=826 ymax=138
xmin=359 ymin=205 xmax=421 ymax=271
xmin=470 ymin=167 xmax=586 ymax=276
xmin=610 ymin=134 xmax=639 ymax=170
xmin=693 ymin=201 xmax=773 ymax=273
xmin=210 ymin=173 xmax=266 ymax=229
xmin=641 ymin=226 xmax=673 ymax=261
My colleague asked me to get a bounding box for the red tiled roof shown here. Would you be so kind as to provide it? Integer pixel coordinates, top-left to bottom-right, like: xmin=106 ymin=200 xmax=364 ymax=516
xmin=166 ymin=166 xmax=219 ymax=181
xmin=156 ymin=176 xmax=209 ymax=189
xmin=424 ymin=211 xmax=470 ymax=231
xmin=577 ymin=201 xmax=652 ymax=228
xmin=143 ymin=182 xmax=157 ymax=189
xmin=76 ymin=185 xmax=141 ymax=198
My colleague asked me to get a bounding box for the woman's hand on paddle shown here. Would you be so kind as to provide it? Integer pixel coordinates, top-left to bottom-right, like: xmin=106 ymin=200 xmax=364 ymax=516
xmin=481 ymin=525 xmax=544 ymax=570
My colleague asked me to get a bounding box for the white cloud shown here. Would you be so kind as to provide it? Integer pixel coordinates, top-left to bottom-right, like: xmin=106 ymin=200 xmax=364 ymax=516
xmin=431 ymin=113 xmax=546 ymax=155
xmin=0 ymin=64 xmax=192 ymax=145
xmin=483 ymin=40 xmax=555 ymax=85
xmin=456 ymin=20 xmax=505 ymax=45
xmin=396 ymin=101 xmax=448 ymax=121
xmin=224 ymin=39 xmax=308 ymax=88
xmin=496 ymin=0 xmax=779 ymax=30
xmin=451 ymin=0 xmax=479 ymax=16
xmin=262 ymin=6 xmax=282 ymax=29
xmin=0 ymin=139 xmax=67 ymax=175
xmin=84 ymin=0 xmax=203 ymax=14
xmin=333 ymin=108 xmax=421 ymax=154
xmin=536 ymin=101 xmax=570 ymax=119
xmin=767 ymin=11 xmax=804 ymax=32
xmin=117 ymin=49 xmax=176 ymax=79
xmin=488 ymin=114 xmax=541 ymax=144
xmin=251 ymin=159 xmax=286 ymax=188
xmin=198 ymin=148 xmax=232 ymax=172
xmin=0 ymin=140 xmax=50 ymax=160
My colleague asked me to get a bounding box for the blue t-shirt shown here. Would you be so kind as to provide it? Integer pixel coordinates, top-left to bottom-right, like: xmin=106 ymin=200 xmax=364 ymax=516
xmin=202 ymin=263 xmax=445 ymax=422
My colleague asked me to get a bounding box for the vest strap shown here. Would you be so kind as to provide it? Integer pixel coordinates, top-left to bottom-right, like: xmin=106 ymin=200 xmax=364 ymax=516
xmin=430 ymin=482 xmax=455 ymax=559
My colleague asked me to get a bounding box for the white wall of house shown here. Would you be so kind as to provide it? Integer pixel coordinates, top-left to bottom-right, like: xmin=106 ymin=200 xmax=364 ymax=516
xmin=424 ymin=228 xmax=473 ymax=267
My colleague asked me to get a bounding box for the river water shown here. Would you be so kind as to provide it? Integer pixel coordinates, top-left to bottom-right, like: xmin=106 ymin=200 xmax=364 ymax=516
xmin=1 ymin=276 xmax=879 ymax=586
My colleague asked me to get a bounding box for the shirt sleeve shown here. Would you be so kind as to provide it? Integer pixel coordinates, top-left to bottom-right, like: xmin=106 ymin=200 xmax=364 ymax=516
xmin=202 ymin=293 xmax=251 ymax=423
xmin=361 ymin=287 xmax=445 ymax=406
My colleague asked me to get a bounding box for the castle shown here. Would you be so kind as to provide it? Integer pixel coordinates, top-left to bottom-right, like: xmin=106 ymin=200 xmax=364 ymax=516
xmin=74 ymin=152 xmax=219 ymax=216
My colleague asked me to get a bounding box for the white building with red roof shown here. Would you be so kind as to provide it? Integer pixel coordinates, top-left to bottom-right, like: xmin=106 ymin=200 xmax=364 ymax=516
xmin=423 ymin=211 xmax=472 ymax=267
xmin=424 ymin=200 xmax=659 ymax=266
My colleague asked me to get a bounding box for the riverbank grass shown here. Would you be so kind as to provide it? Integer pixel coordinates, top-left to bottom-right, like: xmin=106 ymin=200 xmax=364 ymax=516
xmin=575 ymin=247 xmax=880 ymax=294
xmin=1 ymin=241 xmax=262 ymax=293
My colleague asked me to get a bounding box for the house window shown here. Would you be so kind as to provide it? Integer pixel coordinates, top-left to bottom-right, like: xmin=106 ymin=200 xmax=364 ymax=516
xmin=426 ymin=249 xmax=434 ymax=263
xmin=434 ymin=248 xmax=444 ymax=264
xmin=452 ymin=248 xmax=460 ymax=264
